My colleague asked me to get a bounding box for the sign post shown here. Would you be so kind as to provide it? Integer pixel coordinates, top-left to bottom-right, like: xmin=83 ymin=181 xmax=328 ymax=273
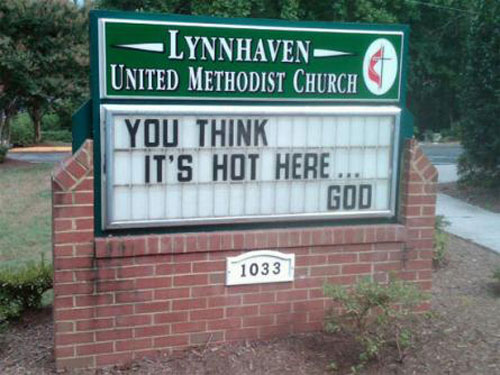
xmin=53 ymin=10 xmax=436 ymax=371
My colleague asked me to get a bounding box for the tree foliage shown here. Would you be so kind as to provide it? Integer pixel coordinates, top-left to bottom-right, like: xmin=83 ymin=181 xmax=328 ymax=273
xmin=458 ymin=0 xmax=500 ymax=186
xmin=0 ymin=0 xmax=89 ymax=143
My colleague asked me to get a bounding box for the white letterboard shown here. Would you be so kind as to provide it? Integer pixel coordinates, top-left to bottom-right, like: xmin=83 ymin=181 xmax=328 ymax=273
xmin=101 ymin=105 xmax=400 ymax=229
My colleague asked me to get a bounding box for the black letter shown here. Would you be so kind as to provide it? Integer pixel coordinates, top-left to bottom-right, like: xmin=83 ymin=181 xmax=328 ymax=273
xmin=254 ymin=119 xmax=268 ymax=146
xmin=292 ymin=153 xmax=303 ymax=179
xmin=125 ymin=119 xmax=140 ymax=148
xmin=344 ymin=185 xmax=356 ymax=210
xmin=320 ymin=153 xmax=330 ymax=178
xmin=144 ymin=119 xmax=160 ymax=147
xmin=275 ymin=153 xmax=290 ymax=180
xmin=248 ymin=154 xmax=259 ymax=180
xmin=211 ymin=119 xmax=225 ymax=146
xmin=328 ymin=185 xmax=341 ymax=210
xmin=153 ymin=155 xmax=166 ymax=182
xmin=145 ymin=155 xmax=150 ymax=183
xmin=230 ymin=154 xmax=245 ymax=181
xmin=197 ymin=119 xmax=208 ymax=147
xmin=359 ymin=184 xmax=372 ymax=209
xmin=213 ymin=154 xmax=228 ymax=181
xmin=163 ymin=119 xmax=178 ymax=147
xmin=177 ymin=154 xmax=193 ymax=182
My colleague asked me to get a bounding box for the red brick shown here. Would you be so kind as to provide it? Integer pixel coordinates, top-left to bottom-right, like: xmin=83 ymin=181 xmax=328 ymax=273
xmin=96 ymin=328 xmax=133 ymax=342
xmin=173 ymin=274 xmax=208 ymax=287
xmin=77 ymin=342 xmax=114 ymax=356
xmin=243 ymin=315 xmax=274 ymax=327
xmin=55 ymin=257 xmax=93 ymax=270
xmin=154 ymin=287 xmax=190 ymax=300
xmin=56 ymin=282 xmax=94 ymax=296
xmin=56 ymin=307 xmax=94 ymax=321
xmin=172 ymin=321 xmax=206 ymax=334
xmin=54 ymin=205 xmax=93 ymax=219
xmin=172 ymin=298 xmax=207 ymax=311
xmin=154 ymin=312 xmax=188 ymax=324
xmin=76 ymin=318 xmax=113 ymax=331
xmin=135 ymin=301 xmax=170 ymax=314
xmin=294 ymin=300 xmax=324 ymax=312
xmin=96 ymin=352 xmax=133 ymax=367
xmin=53 ymin=192 xmax=74 ymax=205
xmin=74 ymin=191 xmax=93 ymax=204
xmin=57 ymin=356 xmax=94 ymax=370
xmin=342 ymin=264 xmax=372 ymax=275
xmin=191 ymin=285 xmax=225 ymax=297
xmin=116 ymin=338 xmax=153 ymax=352
xmin=310 ymin=265 xmax=340 ymax=276
xmin=226 ymin=327 xmax=259 ymax=341
xmin=226 ymin=305 xmax=258 ymax=317
xmin=208 ymin=295 xmax=242 ymax=307
xmin=135 ymin=325 xmax=170 ymax=338
xmin=96 ymin=305 xmax=134 ymax=318
xmin=243 ymin=292 xmax=275 ymax=305
xmin=136 ymin=277 xmax=171 ymax=289
xmin=192 ymin=261 xmax=225 ymax=273
xmin=116 ymin=314 xmax=152 ymax=327
xmin=54 ymin=345 xmax=75 ymax=358
xmin=260 ymin=303 xmax=291 ymax=315
xmin=154 ymin=335 xmax=189 ymax=348
xmin=190 ymin=308 xmax=224 ymax=321
xmin=276 ymin=290 xmax=308 ymax=302
xmin=57 ymin=332 xmax=94 ymax=346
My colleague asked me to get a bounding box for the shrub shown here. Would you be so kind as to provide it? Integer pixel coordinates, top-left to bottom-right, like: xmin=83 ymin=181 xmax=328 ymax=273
xmin=433 ymin=215 xmax=449 ymax=268
xmin=10 ymin=113 xmax=34 ymax=147
xmin=42 ymin=112 xmax=62 ymax=131
xmin=0 ymin=144 xmax=8 ymax=163
xmin=0 ymin=256 xmax=53 ymax=322
xmin=324 ymin=277 xmax=428 ymax=370
xmin=458 ymin=0 xmax=500 ymax=187
xmin=41 ymin=129 xmax=72 ymax=143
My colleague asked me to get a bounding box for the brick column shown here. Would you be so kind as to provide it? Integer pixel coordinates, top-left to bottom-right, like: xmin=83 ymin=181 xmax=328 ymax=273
xmin=400 ymin=139 xmax=438 ymax=295
xmin=52 ymin=138 xmax=437 ymax=370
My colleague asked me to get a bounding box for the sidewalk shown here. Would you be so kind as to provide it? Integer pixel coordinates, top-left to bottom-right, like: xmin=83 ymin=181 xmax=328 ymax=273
xmin=433 ymin=164 xmax=500 ymax=255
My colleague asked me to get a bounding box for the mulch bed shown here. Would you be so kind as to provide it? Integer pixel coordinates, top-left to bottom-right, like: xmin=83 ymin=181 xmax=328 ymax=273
xmin=439 ymin=182 xmax=500 ymax=213
xmin=1 ymin=235 xmax=499 ymax=375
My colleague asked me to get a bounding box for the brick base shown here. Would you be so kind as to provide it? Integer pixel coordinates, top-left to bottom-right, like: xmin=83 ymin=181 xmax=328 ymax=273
xmin=51 ymin=139 xmax=437 ymax=370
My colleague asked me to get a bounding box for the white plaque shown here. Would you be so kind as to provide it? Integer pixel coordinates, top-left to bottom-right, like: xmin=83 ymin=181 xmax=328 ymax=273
xmin=226 ymin=250 xmax=295 ymax=286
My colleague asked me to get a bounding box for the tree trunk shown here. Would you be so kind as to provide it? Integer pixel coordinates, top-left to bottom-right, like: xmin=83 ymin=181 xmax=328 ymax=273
xmin=30 ymin=105 xmax=43 ymax=144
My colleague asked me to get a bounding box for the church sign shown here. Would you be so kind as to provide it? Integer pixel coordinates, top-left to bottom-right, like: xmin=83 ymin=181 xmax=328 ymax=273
xmin=90 ymin=12 xmax=409 ymax=231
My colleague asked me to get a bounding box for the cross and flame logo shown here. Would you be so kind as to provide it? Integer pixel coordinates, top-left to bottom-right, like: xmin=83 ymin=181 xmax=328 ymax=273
xmin=363 ymin=39 xmax=398 ymax=96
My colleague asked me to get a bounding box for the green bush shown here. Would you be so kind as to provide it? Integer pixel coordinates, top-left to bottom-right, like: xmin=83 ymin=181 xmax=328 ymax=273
xmin=433 ymin=215 xmax=449 ymax=268
xmin=42 ymin=112 xmax=62 ymax=131
xmin=10 ymin=113 xmax=34 ymax=147
xmin=0 ymin=144 xmax=8 ymax=163
xmin=458 ymin=0 xmax=500 ymax=187
xmin=324 ymin=277 xmax=427 ymax=370
xmin=0 ymin=256 xmax=53 ymax=322
xmin=41 ymin=129 xmax=72 ymax=143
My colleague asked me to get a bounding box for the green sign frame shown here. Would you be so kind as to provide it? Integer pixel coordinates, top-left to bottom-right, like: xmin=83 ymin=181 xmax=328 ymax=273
xmin=87 ymin=10 xmax=412 ymax=237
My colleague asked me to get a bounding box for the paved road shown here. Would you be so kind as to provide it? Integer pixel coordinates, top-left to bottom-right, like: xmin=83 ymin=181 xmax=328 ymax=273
xmin=420 ymin=143 xmax=463 ymax=165
xmin=8 ymin=152 xmax=70 ymax=164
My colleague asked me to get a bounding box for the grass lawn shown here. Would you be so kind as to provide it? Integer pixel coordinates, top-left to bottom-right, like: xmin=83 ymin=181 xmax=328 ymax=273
xmin=0 ymin=164 xmax=53 ymax=268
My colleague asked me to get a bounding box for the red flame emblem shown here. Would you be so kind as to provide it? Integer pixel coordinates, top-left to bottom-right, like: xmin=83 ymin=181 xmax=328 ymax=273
xmin=368 ymin=46 xmax=384 ymax=88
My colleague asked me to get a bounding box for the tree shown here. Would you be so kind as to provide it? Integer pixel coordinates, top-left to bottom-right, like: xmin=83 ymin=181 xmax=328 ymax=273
xmin=0 ymin=0 xmax=89 ymax=143
xmin=96 ymin=0 xmax=477 ymax=139
xmin=458 ymin=0 xmax=500 ymax=186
